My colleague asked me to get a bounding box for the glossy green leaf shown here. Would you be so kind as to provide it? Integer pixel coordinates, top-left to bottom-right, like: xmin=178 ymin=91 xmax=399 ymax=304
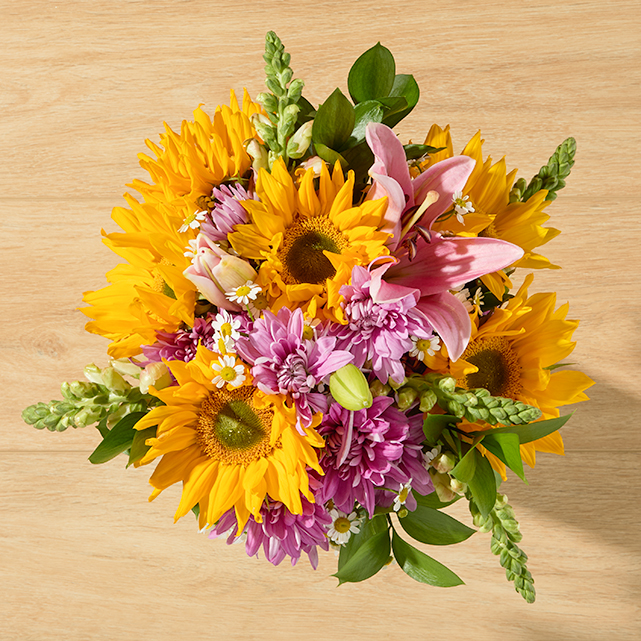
xmin=392 ymin=531 xmax=464 ymax=587
xmin=399 ymin=504 xmax=475 ymax=546
xmin=404 ymin=144 xmax=447 ymax=160
xmin=335 ymin=514 xmax=390 ymax=585
xmin=314 ymin=143 xmax=348 ymax=169
xmin=482 ymin=431 xmax=527 ymax=482
xmin=466 ymin=414 xmax=573 ymax=445
xmin=423 ymin=414 xmax=459 ymax=445
xmin=347 ymin=43 xmax=396 ymax=104
xmin=383 ymin=74 xmax=420 ymax=127
xmin=450 ymin=445 xmax=477 ymax=483
xmin=413 ymin=490 xmax=461 ymax=510
xmin=466 ymin=450 xmax=497 ymax=519
xmin=312 ymin=88 xmax=355 ymax=151
xmin=88 ymin=412 xmax=147 ymax=465
xmin=127 ymin=425 xmax=157 ymax=467
xmin=345 ymin=100 xmax=385 ymax=148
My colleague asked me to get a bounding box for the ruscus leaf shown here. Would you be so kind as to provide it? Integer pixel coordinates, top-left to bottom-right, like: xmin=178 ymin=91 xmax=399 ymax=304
xmin=347 ymin=43 xmax=396 ymax=104
xmin=88 ymin=411 xmax=147 ymax=465
xmin=399 ymin=504 xmax=475 ymax=545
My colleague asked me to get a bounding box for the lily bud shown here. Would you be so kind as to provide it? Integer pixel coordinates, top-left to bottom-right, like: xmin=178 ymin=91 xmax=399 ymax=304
xmin=139 ymin=363 xmax=172 ymax=394
xmin=183 ymin=234 xmax=257 ymax=310
xmin=329 ymin=364 xmax=373 ymax=411
xmin=245 ymin=138 xmax=269 ymax=172
xmin=286 ymin=121 xmax=313 ymax=159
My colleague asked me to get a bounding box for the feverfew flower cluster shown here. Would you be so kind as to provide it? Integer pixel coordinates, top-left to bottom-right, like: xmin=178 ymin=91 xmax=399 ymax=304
xmin=24 ymin=33 xmax=593 ymax=604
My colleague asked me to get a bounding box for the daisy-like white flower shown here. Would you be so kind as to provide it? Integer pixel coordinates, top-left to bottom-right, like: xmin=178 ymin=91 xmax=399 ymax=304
xmin=452 ymin=190 xmax=475 ymax=224
xmin=302 ymin=316 xmax=322 ymax=341
xmin=409 ymin=335 xmax=441 ymax=361
xmin=393 ymin=480 xmax=413 ymax=512
xmin=225 ymin=280 xmax=261 ymax=306
xmin=178 ymin=209 xmax=207 ymax=233
xmin=327 ymin=509 xmax=361 ymax=545
xmin=453 ymin=287 xmax=484 ymax=313
xmin=422 ymin=446 xmax=441 ymax=470
xmin=210 ymin=310 xmax=243 ymax=354
xmin=183 ymin=238 xmax=198 ymax=259
xmin=211 ymin=354 xmax=246 ymax=388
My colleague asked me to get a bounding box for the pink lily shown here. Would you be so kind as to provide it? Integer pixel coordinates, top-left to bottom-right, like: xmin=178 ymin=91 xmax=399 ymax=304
xmin=365 ymin=123 xmax=524 ymax=360
xmin=366 ymin=122 xmax=476 ymax=251
xmin=183 ymin=234 xmax=257 ymax=311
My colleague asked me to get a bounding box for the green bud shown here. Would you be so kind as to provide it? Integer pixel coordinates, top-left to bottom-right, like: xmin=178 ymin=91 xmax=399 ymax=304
xmin=432 ymin=452 xmax=456 ymax=474
xmin=287 ymin=78 xmax=304 ymax=102
xmin=438 ymin=376 xmax=457 ymax=393
xmin=329 ymin=364 xmax=373 ymax=411
xmin=286 ymin=121 xmax=313 ymax=159
xmin=398 ymin=508 xmax=409 ymax=519
xmin=369 ymin=380 xmax=391 ymax=397
xmin=100 ymin=366 xmax=129 ymax=393
xmin=429 ymin=469 xmax=456 ymax=503
xmin=396 ymin=388 xmax=418 ymax=411
xmin=419 ymin=389 xmax=437 ymax=412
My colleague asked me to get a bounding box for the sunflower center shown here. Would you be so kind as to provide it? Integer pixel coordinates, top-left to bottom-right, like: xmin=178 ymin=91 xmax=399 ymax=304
xmin=334 ymin=517 xmax=352 ymax=533
xmin=197 ymin=387 xmax=278 ymax=465
xmin=479 ymin=222 xmax=498 ymax=238
xmin=279 ymin=217 xmax=347 ymax=285
xmin=459 ymin=336 xmax=522 ymax=398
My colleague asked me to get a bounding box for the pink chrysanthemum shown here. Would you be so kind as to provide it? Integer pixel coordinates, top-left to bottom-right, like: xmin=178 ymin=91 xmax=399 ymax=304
xmin=235 ymin=307 xmax=353 ymax=430
xmin=317 ymin=396 xmax=432 ymax=517
xmin=333 ymin=264 xmax=434 ymax=384
xmin=209 ymin=495 xmax=331 ymax=569
xmin=141 ymin=314 xmax=217 ymax=363
xmin=200 ymin=183 xmax=255 ymax=243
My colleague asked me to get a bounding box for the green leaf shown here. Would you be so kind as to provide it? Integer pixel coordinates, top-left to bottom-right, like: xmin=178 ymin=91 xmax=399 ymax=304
xmin=544 ymin=362 xmax=575 ymax=370
xmin=466 ymin=413 xmax=573 ymax=445
xmin=414 ymin=490 xmax=461 ymax=510
xmin=335 ymin=515 xmax=390 ymax=584
xmin=423 ymin=414 xmax=459 ymax=445
xmin=383 ymin=74 xmax=420 ymax=127
xmin=127 ymin=425 xmax=157 ymax=467
xmin=347 ymin=43 xmax=396 ymax=104
xmin=482 ymin=432 xmax=527 ymax=482
xmin=450 ymin=445 xmax=477 ymax=483
xmin=314 ymin=142 xmax=348 ymax=169
xmin=88 ymin=411 xmax=147 ymax=465
xmin=392 ymin=531 xmax=464 ymax=587
xmin=404 ymin=144 xmax=446 ymax=160
xmin=399 ymin=504 xmax=475 ymax=545
xmin=376 ymin=96 xmax=408 ymax=120
xmin=295 ymin=95 xmax=316 ymax=126
xmin=96 ymin=416 xmax=110 ymax=439
xmin=466 ymin=450 xmax=497 ymax=519
xmin=345 ymin=100 xmax=385 ymax=148
xmin=312 ymin=88 xmax=355 ymax=151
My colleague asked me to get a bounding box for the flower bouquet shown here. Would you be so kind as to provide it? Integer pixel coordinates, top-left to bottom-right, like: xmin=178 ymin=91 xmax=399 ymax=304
xmin=23 ymin=32 xmax=593 ymax=602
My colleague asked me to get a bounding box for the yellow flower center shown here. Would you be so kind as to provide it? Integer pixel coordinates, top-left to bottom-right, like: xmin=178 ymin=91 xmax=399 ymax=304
xmin=236 ymin=285 xmax=251 ymax=297
xmin=302 ymin=325 xmax=315 ymax=340
xmin=459 ymin=336 xmax=522 ymax=398
xmin=399 ymin=486 xmax=410 ymax=503
xmin=278 ymin=216 xmax=348 ymax=285
xmin=479 ymin=222 xmax=498 ymax=238
xmin=197 ymin=387 xmax=279 ymax=465
xmin=416 ymin=339 xmax=432 ymax=352
xmin=219 ymin=365 xmax=237 ymax=381
xmin=333 ymin=517 xmax=352 ymax=534
xmin=220 ymin=322 xmax=233 ymax=336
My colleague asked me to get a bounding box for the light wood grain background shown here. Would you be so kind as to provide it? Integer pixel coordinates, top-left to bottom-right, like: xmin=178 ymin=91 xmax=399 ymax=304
xmin=1 ymin=1 xmax=639 ymax=639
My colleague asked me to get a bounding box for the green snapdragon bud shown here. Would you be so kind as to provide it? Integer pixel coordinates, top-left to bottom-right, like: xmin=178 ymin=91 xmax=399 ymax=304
xmin=329 ymin=364 xmax=373 ymax=411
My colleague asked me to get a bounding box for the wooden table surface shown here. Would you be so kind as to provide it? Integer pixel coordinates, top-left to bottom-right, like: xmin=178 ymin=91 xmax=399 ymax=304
xmin=1 ymin=1 xmax=639 ymax=639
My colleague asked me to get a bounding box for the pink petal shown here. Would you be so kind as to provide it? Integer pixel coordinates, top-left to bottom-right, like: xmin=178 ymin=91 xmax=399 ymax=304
xmin=368 ymin=262 xmax=420 ymax=305
xmin=411 ymin=156 xmax=475 ymax=228
xmin=366 ymin=123 xmax=413 ymax=202
xmin=416 ymin=292 xmax=471 ymax=362
xmin=367 ymin=173 xmax=406 ymax=248
xmin=388 ymin=237 xmax=524 ymax=297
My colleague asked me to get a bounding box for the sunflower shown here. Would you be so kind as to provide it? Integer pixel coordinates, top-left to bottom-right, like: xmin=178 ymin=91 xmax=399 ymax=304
xmin=82 ymin=91 xmax=262 ymax=358
xmin=418 ymin=125 xmax=561 ymax=300
xmin=134 ymin=345 xmax=324 ymax=532
xmin=229 ymin=158 xmax=390 ymax=323
xmin=447 ymin=274 xmax=594 ymax=476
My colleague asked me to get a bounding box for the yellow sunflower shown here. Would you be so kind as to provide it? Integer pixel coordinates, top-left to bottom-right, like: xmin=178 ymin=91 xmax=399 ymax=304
xmin=82 ymin=91 xmax=262 ymax=358
xmin=446 ymin=274 xmax=594 ymax=476
xmin=135 ymin=345 xmax=324 ymax=532
xmin=418 ymin=125 xmax=561 ymax=300
xmin=229 ymin=158 xmax=390 ymax=323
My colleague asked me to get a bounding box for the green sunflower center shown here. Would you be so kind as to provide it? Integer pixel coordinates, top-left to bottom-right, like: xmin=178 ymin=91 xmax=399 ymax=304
xmin=279 ymin=217 xmax=348 ymax=285
xmin=460 ymin=336 xmax=522 ymax=398
xmin=197 ymin=387 xmax=277 ymax=465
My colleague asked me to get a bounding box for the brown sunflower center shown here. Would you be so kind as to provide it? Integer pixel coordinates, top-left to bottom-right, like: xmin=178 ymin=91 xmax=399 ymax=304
xmin=279 ymin=217 xmax=348 ymax=285
xmin=197 ymin=386 xmax=278 ymax=465
xmin=479 ymin=222 xmax=498 ymax=238
xmin=458 ymin=336 xmax=522 ymax=398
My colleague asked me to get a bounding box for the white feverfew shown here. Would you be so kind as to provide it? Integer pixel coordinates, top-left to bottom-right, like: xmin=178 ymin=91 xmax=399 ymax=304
xmin=409 ymin=335 xmax=441 ymax=360
xmin=327 ymin=509 xmax=362 ymax=545
xmin=452 ymin=190 xmax=475 ymax=224
xmin=184 ymin=238 xmax=198 ymax=259
xmin=179 ymin=210 xmax=207 ymax=234
xmin=211 ymin=354 xmax=246 ymax=388
xmin=225 ymin=281 xmax=262 ymax=306
xmin=393 ymin=480 xmax=413 ymax=512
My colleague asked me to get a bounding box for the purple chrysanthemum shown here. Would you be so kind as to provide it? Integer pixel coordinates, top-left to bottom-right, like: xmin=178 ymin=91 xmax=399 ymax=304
xmin=333 ymin=264 xmax=435 ymax=384
xmin=317 ymin=396 xmax=432 ymax=517
xmin=200 ymin=183 xmax=255 ymax=243
xmin=141 ymin=314 xmax=217 ymax=364
xmin=209 ymin=495 xmax=331 ymax=569
xmin=235 ymin=307 xmax=353 ymax=431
